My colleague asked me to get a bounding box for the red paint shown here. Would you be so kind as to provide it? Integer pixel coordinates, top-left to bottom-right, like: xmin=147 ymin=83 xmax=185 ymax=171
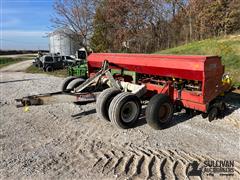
xmin=88 ymin=53 xmax=230 ymax=112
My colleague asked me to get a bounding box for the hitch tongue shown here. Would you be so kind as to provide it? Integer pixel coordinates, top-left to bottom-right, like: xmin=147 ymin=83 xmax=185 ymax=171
xmin=15 ymin=96 xmax=43 ymax=107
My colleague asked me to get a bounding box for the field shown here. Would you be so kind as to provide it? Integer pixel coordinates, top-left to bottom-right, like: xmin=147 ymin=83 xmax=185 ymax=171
xmin=0 ymin=57 xmax=26 ymax=69
xmin=156 ymin=34 xmax=240 ymax=85
xmin=0 ymin=54 xmax=35 ymax=69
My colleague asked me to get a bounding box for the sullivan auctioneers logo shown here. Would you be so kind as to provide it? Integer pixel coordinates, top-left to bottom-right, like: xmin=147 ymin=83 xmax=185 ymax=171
xmin=187 ymin=160 xmax=235 ymax=177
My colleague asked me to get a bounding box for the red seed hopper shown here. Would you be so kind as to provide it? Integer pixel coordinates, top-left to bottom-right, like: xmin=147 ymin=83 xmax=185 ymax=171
xmin=88 ymin=53 xmax=231 ymax=121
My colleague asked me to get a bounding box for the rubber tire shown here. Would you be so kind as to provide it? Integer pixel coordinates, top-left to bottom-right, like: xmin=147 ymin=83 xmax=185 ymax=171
xmin=219 ymin=102 xmax=226 ymax=118
xmin=108 ymin=92 xmax=141 ymax=129
xmin=46 ymin=66 xmax=53 ymax=72
xmin=146 ymin=94 xmax=174 ymax=130
xmin=201 ymin=113 xmax=208 ymax=119
xmin=67 ymin=78 xmax=85 ymax=91
xmin=61 ymin=76 xmax=77 ymax=92
xmin=96 ymin=88 xmax=121 ymax=121
xmin=39 ymin=62 xmax=43 ymax=68
xmin=208 ymin=107 xmax=218 ymax=122
xmin=185 ymin=108 xmax=194 ymax=117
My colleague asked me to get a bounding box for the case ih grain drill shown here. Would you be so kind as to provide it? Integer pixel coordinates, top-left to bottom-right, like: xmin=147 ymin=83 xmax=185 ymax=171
xmin=16 ymin=53 xmax=232 ymax=129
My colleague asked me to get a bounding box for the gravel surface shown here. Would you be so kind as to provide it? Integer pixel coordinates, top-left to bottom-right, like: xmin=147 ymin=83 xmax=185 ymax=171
xmin=0 ymin=64 xmax=240 ymax=179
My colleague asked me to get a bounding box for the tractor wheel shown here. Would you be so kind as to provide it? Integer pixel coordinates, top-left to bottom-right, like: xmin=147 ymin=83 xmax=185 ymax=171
xmin=46 ymin=66 xmax=53 ymax=72
xmin=96 ymin=88 xmax=121 ymax=121
xmin=208 ymin=107 xmax=218 ymax=122
xmin=61 ymin=76 xmax=77 ymax=92
xmin=146 ymin=94 xmax=174 ymax=130
xmin=108 ymin=92 xmax=141 ymax=129
xmin=67 ymin=78 xmax=85 ymax=91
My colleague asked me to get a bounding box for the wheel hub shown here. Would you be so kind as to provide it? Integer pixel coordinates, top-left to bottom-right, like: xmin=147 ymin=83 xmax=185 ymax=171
xmin=121 ymin=101 xmax=138 ymax=123
xmin=159 ymin=103 xmax=171 ymax=123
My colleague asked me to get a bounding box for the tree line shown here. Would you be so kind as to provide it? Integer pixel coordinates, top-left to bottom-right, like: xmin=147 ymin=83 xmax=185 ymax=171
xmin=52 ymin=0 xmax=240 ymax=53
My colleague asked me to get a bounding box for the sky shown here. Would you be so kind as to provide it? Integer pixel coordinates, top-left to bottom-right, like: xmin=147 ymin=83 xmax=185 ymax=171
xmin=1 ymin=0 xmax=54 ymax=50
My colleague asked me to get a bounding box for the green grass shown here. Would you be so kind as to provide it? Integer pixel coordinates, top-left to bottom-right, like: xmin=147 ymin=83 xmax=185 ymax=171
xmin=18 ymin=54 xmax=37 ymax=58
xmin=155 ymin=35 xmax=240 ymax=84
xmin=25 ymin=65 xmax=68 ymax=78
xmin=0 ymin=57 xmax=26 ymax=68
xmin=0 ymin=54 xmax=36 ymax=69
xmin=0 ymin=54 xmax=67 ymax=77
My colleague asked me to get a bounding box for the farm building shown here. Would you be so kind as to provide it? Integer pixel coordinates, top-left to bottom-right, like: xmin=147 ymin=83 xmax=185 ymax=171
xmin=49 ymin=29 xmax=80 ymax=56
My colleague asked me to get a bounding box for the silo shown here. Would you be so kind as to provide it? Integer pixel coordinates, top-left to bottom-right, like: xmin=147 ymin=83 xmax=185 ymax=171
xmin=49 ymin=29 xmax=80 ymax=56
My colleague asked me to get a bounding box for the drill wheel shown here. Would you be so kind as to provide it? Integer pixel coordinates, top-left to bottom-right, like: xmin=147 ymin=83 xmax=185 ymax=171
xmin=208 ymin=107 xmax=218 ymax=122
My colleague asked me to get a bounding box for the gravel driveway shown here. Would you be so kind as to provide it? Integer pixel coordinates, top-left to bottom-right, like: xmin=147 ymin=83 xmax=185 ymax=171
xmin=0 ymin=63 xmax=240 ymax=179
xmin=0 ymin=60 xmax=32 ymax=72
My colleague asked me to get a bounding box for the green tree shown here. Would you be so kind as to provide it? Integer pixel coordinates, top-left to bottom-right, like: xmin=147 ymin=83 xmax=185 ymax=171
xmin=90 ymin=1 xmax=111 ymax=52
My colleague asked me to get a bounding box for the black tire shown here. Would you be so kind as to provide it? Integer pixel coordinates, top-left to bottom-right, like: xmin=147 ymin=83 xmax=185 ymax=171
xmin=46 ymin=66 xmax=53 ymax=72
xmin=201 ymin=113 xmax=208 ymax=119
xmin=61 ymin=76 xmax=77 ymax=92
xmin=185 ymin=108 xmax=194 ymax=117
xmin=208 ymin=107 xmax=218 ymax=122
xmin=146 ymin=94 xmax=174 ymax=130
xmin=108 ymin=92 xmax=141 ymax=129
xmin=219 ymin=102 xmax=226 ymax=118
xmin=219 ymin=101 xmax=226 ymax=111
xmin=96 ymin=88 xmax=121 ymax=121
xmin=67 ymin=78 xmax=85 ymax=91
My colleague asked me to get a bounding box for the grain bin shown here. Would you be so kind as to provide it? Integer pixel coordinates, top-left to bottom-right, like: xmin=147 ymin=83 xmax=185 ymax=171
xmin=49 ymin=29 xmax=80 ymax=56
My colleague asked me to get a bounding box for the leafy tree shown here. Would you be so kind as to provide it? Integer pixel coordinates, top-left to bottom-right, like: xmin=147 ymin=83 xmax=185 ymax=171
xmin=53 ymin=0 xmax=240 ymax=53
xmin=52 ymin=0 xmax=96 ymax=48
xmin=90 ymin=1 xmax=111 ymax=52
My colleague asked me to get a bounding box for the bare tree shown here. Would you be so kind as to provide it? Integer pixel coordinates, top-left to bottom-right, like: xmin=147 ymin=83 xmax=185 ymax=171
xmin=52 ymin=0 xmax=97 ymax=48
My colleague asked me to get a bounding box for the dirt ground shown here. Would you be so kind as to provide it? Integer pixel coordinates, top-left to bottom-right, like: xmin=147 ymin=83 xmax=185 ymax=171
xmin=0 ymin=61 xmax=240 ymax=179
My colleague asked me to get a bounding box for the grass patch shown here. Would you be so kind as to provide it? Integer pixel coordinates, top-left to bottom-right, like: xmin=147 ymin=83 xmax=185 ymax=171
xmin=155 ymin=35 xmax=240 ymax=84
xmin=0 ymin=57 xmax=26 ymax=68
xmin=25 ymin=65 xmax=68 ymax=78
xmin=0 ymin=54 xmax=36 ymax=69
xmin=18 ymin=54 xmax=36 ymax=59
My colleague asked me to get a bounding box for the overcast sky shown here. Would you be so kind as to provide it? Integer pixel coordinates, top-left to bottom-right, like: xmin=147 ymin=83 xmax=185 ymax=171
xmin=1 ymin=0 xmax=54 ymax=50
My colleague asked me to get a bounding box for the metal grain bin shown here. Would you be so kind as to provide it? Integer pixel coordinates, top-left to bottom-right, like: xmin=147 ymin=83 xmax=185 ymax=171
xmin=49 ymin=29 xmax=80 ymax=56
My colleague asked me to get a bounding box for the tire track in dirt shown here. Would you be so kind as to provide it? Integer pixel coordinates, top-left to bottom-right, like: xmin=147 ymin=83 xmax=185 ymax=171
xmin=3 ymin=123 xmax=240 ymax=179
xmin=83 ymin=144 xmax=203 ymax=179
xmin=47 ymin=127 xmax=240 ymax=179
xmin=4 ymin=106 xmax=239 ymax=179
xmin=71 ymin=141 xmax=239 ymax=179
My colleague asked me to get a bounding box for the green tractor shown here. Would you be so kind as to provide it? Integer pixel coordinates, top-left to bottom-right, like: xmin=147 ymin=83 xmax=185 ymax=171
xmin=67 ymin=62 xmax=88 ymax=78
xmin=67 ymin=48 xmax=88 ymax=78
xmin=64 ymin=48 xmax=138 ymax=92
xmin=67 ymin=48 xmax=137 ymax=83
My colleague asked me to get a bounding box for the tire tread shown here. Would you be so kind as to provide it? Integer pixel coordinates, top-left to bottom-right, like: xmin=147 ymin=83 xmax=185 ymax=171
xmin=96 ymin=88 xmax=121 ymax=121
xmin=109 ymin=92 xmax=141 ymax=129
xmin=146 ymin=94 xmax=173 ymax=130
